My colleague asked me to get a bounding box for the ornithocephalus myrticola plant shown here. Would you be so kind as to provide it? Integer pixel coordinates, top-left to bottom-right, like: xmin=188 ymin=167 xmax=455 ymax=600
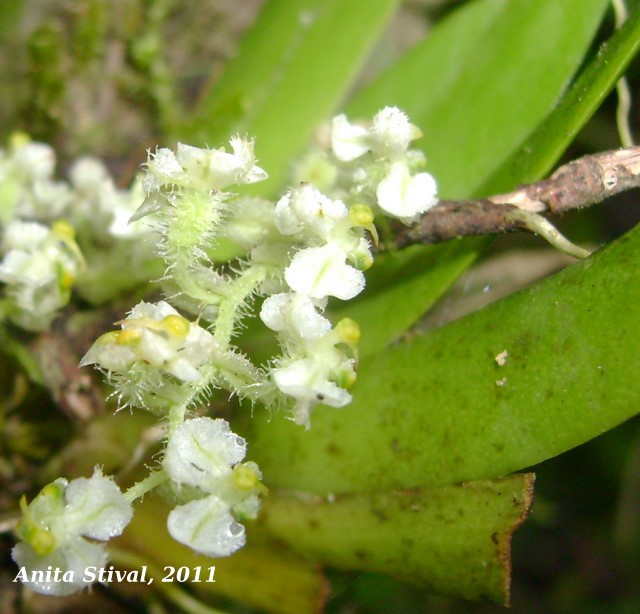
xmin=5 ymin=107 xmax=440 ymax=595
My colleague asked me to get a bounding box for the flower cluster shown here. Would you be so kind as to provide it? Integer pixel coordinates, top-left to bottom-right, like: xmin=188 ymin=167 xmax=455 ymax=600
xmin=128 ymin=137 xmax=375 ymax=427
xmin=0 ymin=220 xmax=84 ymax=330
xmin=12 ymin=469 xmax=132 ymax=596
xmin=11 ymin=107 xmax=439 ymax=596
xmin=163 ymin=417 xmax=263 ymax=557
xmin=330 ymin=106 xmax=438 ymax=222
xmin=0 ymin=135 xmax=155 ymax=330
xmin=260 ymin=184 xmax=370 ymax=426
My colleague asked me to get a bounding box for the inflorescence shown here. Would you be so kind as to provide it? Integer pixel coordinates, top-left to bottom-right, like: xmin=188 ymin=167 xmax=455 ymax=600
xmin=2 ymin=108 xmax=438 ymax=595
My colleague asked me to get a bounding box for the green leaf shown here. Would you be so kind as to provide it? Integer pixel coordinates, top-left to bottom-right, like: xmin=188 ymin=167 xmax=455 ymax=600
xmin=261 ymin=474 xmax=534 ymax=606
xmin=181 ymin=0 xmax=400 ymax=195
xmin=245 ymin=0 xmax=617 ymax=465
xmin=248 ymin=224 xmax=640 ymax=493
xmin=483 ymin=3 xmax=640 ymax=193
xmin=347 ymin=0 xmax=610 ymax=198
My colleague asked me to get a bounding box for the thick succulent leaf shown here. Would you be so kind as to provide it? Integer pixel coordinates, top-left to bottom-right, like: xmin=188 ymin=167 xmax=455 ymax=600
xmin=180 ymin=0 xmax=400 ymax=196
xmin=347 ymin=0 xmax=610 ymax=198
xmin=248 ymin=224 xmax=640 ymax=493
xmin=261 ymin=474 xmax=534 ymax=605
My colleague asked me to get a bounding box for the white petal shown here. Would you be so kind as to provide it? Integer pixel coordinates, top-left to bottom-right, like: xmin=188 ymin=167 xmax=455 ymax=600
xmin=273 ymin=358 xmax=352 ymax=408
xmin=274 ymin=192 xmax=302 ymax=235
xmin=14 ymin=142 xmax=56 ymax=180
xmin=260 ymin=293 xmax=330 ymax=340
xmin=167 ymin=496 xmax=245 ymax=557
xmin=64 ymin=469 xmax=133 ymax=540
xmin=175 ymin=139 xmax=266 ymax=190
xmin=229 ymin=137 xmax=268 ymax=184
xmin=164 ymin=418 xmax=246 ymax=490
xmin=233 ymin=494 xmax=261 ymax=520
xmin=144 ymin=147 xmax=184 ymax=191
xmin=129 ymin=299 xmax=177 ymax=320
xmin=2 ymin=221 xmax=49 ymax=249
xmin=331 ymin=114 xmax=370 ymax=161
xmin=12 ymin=538 xmax=108 ymax=596
xmin=285 ymin=244 xmax=365 ymax=300
xmin=376 ymin=162 xmax=438 ymax=220
xmin=78 ymin=338 xmax=136 ymax=371
xmin=259 ymin=293 xmax=290 ymax=331
xmin=289 ymin=295 xmax=332 ymax=339
xmin=241 ymin=165 xmax=268 ymax=184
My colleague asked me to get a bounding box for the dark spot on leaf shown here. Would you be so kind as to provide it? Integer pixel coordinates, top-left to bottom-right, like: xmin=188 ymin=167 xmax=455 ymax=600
xmin=372 ymin=507 xmax=390 ymax=522
xmin=325 ymin=443 xmax=342 ymax=455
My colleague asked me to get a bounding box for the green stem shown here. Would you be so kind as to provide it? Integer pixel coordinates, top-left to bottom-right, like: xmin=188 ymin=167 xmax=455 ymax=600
xmin=124 ymin=469 xmax=169 ymax=504
xmin=214 ymin=264 xmax=270 ymax=349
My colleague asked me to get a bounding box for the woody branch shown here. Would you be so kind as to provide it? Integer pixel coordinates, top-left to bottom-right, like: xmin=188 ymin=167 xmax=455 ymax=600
xmin=390 ymin=147 xmax=640 ymax=251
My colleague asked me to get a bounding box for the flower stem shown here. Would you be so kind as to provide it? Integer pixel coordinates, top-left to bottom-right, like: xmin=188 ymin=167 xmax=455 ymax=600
xmin=214 ymin=264 xmax=270 ymax=349
xmin=124 ymin=469 xmax=169 ymax=504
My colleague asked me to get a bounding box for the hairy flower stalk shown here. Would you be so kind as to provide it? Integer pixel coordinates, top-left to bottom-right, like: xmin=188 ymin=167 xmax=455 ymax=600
xmin=8 ymin=107 xmax=438 ymax=595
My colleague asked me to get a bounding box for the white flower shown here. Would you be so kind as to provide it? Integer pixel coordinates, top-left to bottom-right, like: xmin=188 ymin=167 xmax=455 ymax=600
xmin=274 ymin=184 xmax=348 ymax=238
xmin=370 ymin=106 xmax=421 ymax=159
xmin=69 ymin=160 xmax=151 ymax=240
xmin=163 ymin=418 xmax=263 ymax=557
xmin=331 ymin=107 xmax=422 ymax=162
xmin=167 ymin=495 xmax=246 ymax=558
xmin=68 ymin=157 xmax=111 ymax=192
xmin=2 ymin=220 xmax=50 ymax=248
xmin=284 ymin=243 xmax=365 ymax=300
xmin=11 ymin=140 xmax=56 ymax=182
xmin=260 ymin=293 xmax=331 ymax=341
xmin=0 ymin=220 xmax=83 ymax=331
xmin=80 ymin=301 xmax=218 ymax=383
xmin=163 ymin=417 xmax=247 ymax=491
xmin=268 ymin=317 xmax=360 ymax=427
xmin=13 ymin=538 xmax=108 ymax=597
xmin=107 ymin=186 xmax=152 ymax=238
xmin=272 ymin=352 xmax=354 ymax=428
xmin=143 ymin=138 xmax=267 ymax=193
xmin=376 ymin=161 xmax=438 ymax=222
xmin=11 ymin=469 xmax=132 ymax=596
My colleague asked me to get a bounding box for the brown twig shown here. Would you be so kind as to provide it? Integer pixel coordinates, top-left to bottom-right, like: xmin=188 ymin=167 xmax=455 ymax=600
xmin=392 ymin=147 xmax=640 ymax=253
